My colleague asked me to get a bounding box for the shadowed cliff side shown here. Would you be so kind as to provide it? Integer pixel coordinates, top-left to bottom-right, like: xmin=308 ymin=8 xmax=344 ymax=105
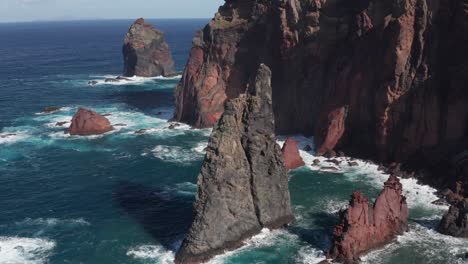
xmin=173 ymin=0 xmax=468 ymax=164
xmin=175 ymin=64 xmax=294 ymax=263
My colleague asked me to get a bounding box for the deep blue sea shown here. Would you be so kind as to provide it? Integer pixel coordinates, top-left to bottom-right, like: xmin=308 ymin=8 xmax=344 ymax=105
xmin=0 ymin=19 xmax=466 ymax=264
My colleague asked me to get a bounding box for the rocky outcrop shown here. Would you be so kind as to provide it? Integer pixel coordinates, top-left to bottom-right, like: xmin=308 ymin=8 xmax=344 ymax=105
xmin=123 ymin=18 xmax=176 ymax=77
xmin=281 ymin=137 xmax=305 ymax=170
xmin=328 ymin=175 xmax=409 ymax=263
xmin=174 ymin=0 xmax=468 ymax=168
xmin=67 ymin=107 xmax=113 ymax=135
xmin=175 ymin=64 xmax=294 ymax=263
xmin=437 ymin=199 xmax=468 ymax=237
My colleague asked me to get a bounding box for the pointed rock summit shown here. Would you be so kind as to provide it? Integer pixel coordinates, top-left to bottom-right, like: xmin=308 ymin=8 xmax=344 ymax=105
xmin=123 ymin=18 xmax=176 ymax=77
xmin=282 ymin=137 xmax=305 ymax=170
xmin=328 ymin=175 xmax=409 ymax=263
xmin=67 ymin=107 xmax=113 ymax=136
xmin=175 ymin=64 xmax=294 ymax=263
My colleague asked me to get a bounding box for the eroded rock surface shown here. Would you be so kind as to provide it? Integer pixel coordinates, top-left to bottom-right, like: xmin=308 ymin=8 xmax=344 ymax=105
xmin=67 ymin=107 xmax=113 ymax=136
xmin=328 ymin=175 xmax=409 ymax=263
xmin=174 ymin=0 xmax=468 ymax=165
xmin=437 ymin=199 xmax=468 ymax=237
xmin=175 ymin=64 xmax=294 ymax=263
xmin=123 ymin=18 xmax=176 ymax=77
xmin=281 ymin=137 xmax=305 ymax=170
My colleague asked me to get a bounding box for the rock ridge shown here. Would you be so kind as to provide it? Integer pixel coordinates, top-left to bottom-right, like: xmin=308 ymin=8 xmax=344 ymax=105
xmin=327 ymin=175 xmax=409 ymax=263
xmin=175 ymin=64 xmax=294 ymax=264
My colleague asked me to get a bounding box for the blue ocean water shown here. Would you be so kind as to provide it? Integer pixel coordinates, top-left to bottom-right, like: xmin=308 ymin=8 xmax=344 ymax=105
xmin=0 ymin=20 xmax=466 ymax=264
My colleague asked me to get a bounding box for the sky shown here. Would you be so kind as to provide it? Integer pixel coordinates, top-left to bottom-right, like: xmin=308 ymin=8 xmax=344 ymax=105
xmin=0 ymin=0 xmax=224 ymax=22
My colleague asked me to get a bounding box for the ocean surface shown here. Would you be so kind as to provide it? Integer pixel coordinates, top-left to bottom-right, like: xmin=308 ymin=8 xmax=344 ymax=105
xmin=0 ymin=19 xmax=466 ymax=264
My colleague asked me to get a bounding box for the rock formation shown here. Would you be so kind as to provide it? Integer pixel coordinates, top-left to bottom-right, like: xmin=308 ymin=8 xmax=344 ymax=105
xmin=328 ymin=175 xmax=409 ymax=263
xmin=437 ymin=199 xmax=468 ymax=237
xmin=67 ymin=107 xmax=114 ymax=136
xmin=175 ymin=64 xmax=294 ymax=263
xmin=281 ymin=137 xmax=305 ymax=170
xmin=173 ymin=0 xmax=468 ymax=165
xmin=123 ymin=18 xmax=176 ymax=77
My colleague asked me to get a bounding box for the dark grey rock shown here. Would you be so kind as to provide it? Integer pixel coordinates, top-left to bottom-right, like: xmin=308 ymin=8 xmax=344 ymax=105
xmin=438 ymin=200 xmax=468 ymax=237
xmin=123 ymin=18 xmax=176 ymax=77
xmin=175 ymin=64 xmax=294 ymax=264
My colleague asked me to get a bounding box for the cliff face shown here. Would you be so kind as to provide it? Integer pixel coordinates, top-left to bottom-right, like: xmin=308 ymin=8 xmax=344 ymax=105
xmin=123 ymin=18 xmax=176 ymax=77
xmin=174 ymin=0 xmax=468 ymax=164
xmin=328 ymin=175 xmax=409 ymax=263
xmin=175 ymin=64 xmax=294 ymax=263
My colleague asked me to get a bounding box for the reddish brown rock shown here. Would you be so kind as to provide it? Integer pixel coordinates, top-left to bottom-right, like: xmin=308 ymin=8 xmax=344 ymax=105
xmin=281 ymin=137 xmax=305 ymax=170
xmin=173 ymin=0 xmax=468 ymax=187
xmin=315 ymin=107 xmax=347 ymax=156
xmin=328 ymin=175 xmax=409 ymax=263
xmin=123 ymin=18 xmax=176 ymax=77
xmin=67 ymin=108 xmax=114 ymax=136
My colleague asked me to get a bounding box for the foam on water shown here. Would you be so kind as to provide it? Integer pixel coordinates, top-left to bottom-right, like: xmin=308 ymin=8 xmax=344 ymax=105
xmin=145 ymin=145 xmax=204 ymax=163
xmin=0 ymin=237 xmax=55 ymax=264
xmin=208 ymin=228 xmax=315 ymax=264
xmin=295 ymin=245 xmax=327 ymax=264
xmin=279 ymin=135 xmax=447 ymax=212
xmin=0 ymin=131 xmax=30 ymax=145
xmin=362 ymin=222 xmax=468 ymax=264
xmin=127 ymin=245 xmax=175 ymax=264
xmin=88 ymin=74 xmax=182 ymax=86
xmin=15 ymin=217 xmax=90 ymax=227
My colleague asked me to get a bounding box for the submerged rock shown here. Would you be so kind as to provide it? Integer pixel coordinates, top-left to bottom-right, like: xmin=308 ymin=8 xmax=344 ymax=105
xmin=437 ymin=199 xmax=468 ymax=237
xmin=175 ymin=64 xmax=294 ymax=263
xmin=327 ymin=175 xmax=409 ymax=263
xmin=123 ymin=18 xmax=176 ymax=77
xmin=281 ymin=137 xmax=305 ymax=170
xmin=67 ymin=108 xmax=114 ymax=136
xmin=42 ymin=106 xmax=61 ymax=114
xmin=134 ymin=129 xmax=147 ymax=134
xmin=55 ymin=121 xmax=69 ymax=127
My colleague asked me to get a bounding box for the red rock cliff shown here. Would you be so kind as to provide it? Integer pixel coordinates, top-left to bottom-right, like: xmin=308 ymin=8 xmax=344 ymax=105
xmin=328 ymin=175 xmax=409 ymax=263
xmin=174 ymin=0 xmax=468 ymax=165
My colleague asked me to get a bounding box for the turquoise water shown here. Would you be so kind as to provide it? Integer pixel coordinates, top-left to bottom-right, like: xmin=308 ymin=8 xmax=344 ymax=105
xmin=0 ymin=20 xmax=467 ymax=264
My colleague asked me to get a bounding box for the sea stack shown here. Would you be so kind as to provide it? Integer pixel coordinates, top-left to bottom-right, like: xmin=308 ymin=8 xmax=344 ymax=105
xmin=281 ymin=137 xmax=305 ymax=170
xmin=175 ymin=64 xmax=294 ymax=263
xmin=123 ymin=18 xmax=176 ymax=77
xmin=328 ymin=175 xmax=409 ymax=263
xmin=67 ymin=107 xmax=113 ymax=136
xmin=437 ymin=199 xmax=468 ymax=237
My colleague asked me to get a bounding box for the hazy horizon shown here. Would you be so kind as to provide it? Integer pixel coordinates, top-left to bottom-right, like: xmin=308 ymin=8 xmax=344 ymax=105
xmin=0 ymin=0 xmax=224 ymax=23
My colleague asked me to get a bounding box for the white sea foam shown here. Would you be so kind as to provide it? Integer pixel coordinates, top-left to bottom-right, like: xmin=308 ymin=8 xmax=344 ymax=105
xmin=208 ymin=228 xmax=302 ymax=264
xmin=295 ymin=245 xmax=327 ymax=264
xmin=362 ymin=222 xmax=468 ymax=264
xmin=0 ymin=237 xmax=55 ymax=264
xmin=0 ymin=131 xmax=30 ymax=145
xmin=127 ymin=245 xmax=175 ymax=264
xmin=191 ymin=141 xmax=208 ymax=154
xmin=279 ymin=135 xmax=448 ymax=212
xmin=88 ymin=74 xmax=182 ymax=86
xmin=15 ymin=217 xmax=90 ymax=227
xmin=144 ymin=145 xmax=204 ymax=163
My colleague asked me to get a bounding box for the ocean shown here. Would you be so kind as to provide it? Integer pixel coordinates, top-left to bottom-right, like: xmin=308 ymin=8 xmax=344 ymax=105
xmin=0 ymin=19 xmax=466 ymax=264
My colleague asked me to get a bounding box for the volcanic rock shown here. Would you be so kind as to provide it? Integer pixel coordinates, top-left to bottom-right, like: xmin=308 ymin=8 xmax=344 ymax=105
xmin=42 ymin=106 xmax=61 ymax=114
xmin=281 ymin=137 xmax=305 ymax=170
xmin=67 ymin=108 xmax=114 ymax=136
xmin=437 ymin=199 xmax=468 ymax=237
xmin=304 ymin=145 xmax=312 ymax=151
xmin=312 ymin=159 xmax=321 ymax=166
xmin=173 ymin=0 xmax=468 ymax=175
xmin=175 ymin=64 xmax=294 ymax=263
xmin=134 ymin=129 xmax=147 ymax=135
xmin=55 ymin=121 xmax=69 ymax=127
xmin=327 ymin=175 xmax=409 ymax=263
xmin=123 ymin=18 xmax=176 ymax=77
xmin=348 ymin=161 xmax=359 ymax=167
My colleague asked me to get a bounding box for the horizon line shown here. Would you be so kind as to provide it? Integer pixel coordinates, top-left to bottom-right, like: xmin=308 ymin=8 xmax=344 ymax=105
xmin=0 ymin=17 xmax=213 ymax=24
